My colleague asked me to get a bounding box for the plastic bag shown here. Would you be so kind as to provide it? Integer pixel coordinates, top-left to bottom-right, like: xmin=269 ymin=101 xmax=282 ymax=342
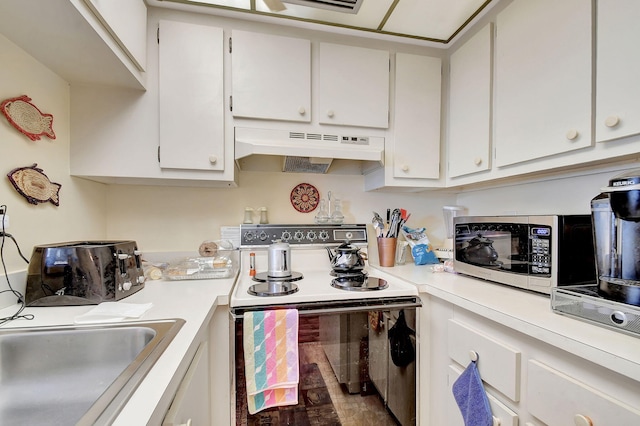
xmin=401 ymin=225 xmax=439 ymax=265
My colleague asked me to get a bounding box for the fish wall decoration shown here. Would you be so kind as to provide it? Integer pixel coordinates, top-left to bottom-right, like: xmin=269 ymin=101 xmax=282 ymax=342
xmin=7 ymin=164 xmax=61 ymax=206
xmin=1 ymin=95 xmax=56 ymax=141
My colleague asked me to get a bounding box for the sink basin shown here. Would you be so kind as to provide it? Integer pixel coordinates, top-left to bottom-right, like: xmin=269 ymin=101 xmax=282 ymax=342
xmin=0 ymin=318 xmax=184 ymax=425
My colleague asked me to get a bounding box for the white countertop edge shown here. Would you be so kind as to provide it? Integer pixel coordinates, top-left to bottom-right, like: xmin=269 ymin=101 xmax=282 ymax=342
xmin=371 ymin=263 xmax=640 ymax=383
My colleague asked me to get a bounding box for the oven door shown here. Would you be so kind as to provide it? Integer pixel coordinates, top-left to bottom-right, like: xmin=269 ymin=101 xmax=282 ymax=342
xmin=231 ymin=297 xmax=421 ymax=426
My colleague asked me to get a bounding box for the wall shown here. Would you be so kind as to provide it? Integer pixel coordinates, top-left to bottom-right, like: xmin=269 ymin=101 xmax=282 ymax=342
xmin=105 ymin=171 xmax=457 ymax=254
xmin=455 ymin=162 xmax=639 ymax=216
xmin=0 ymin=34 xmax=107 ymax=304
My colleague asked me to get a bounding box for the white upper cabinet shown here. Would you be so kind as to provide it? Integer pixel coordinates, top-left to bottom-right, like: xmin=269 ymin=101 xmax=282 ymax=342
xmin=596 ymin=0 xmax=640 ymax=142
xmin=159 ymin=20 xmax=225 ymax=171
xmin=0 ymin=0 xmax=146 ymax=89
xmin=394 ymin=53 xmax=441 ymax=180
xmin=231 ymin=30 xmax=311 ymax=122
xmin=318 ymin=43 xmax=390 ymax=128
xmin=85 ymin=0 xmax=147 ymax=71
xmin=448 ymin=23 xmax=492 ymax=179
xmin=494 ymin=0 xmax=593 ymax=167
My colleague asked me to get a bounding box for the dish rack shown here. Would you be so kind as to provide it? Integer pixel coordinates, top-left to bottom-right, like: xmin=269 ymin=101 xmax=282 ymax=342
xmin=551 ymin=285 xmax=640 ymax=336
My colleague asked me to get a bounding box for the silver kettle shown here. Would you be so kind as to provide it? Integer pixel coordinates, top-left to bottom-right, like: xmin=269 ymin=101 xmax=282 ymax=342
xmin=326 ymin=241 xmax=365 ymax=272
xmin=268 ymin=241 xmax=291 ymax=278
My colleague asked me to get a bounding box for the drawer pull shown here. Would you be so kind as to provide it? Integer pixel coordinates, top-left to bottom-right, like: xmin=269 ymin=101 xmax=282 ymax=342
xmin=574 ymin=414 xmax=593 ymax=426
xmin=605 ymin=115 xmax=620 ymax=128
xmin=492 ymin=416 xmax=501 ymax=426
xmin=469 ymin=350 xmax=479 ymax=362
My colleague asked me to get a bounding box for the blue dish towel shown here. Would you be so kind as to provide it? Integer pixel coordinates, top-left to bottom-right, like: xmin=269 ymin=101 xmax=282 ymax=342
xmin=452 ymin=360 xmax=493 ymax=426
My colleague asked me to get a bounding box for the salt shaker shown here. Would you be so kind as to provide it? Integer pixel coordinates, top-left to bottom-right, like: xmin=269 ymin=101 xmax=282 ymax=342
xmin=258 ymin=207 xmax=269 ymax=224
xmin=243 ymin=207 xmax=254 ymax=224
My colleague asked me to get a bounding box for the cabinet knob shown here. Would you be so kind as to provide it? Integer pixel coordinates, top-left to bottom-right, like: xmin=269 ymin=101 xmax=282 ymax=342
xmin=327 ymin=110 xmax=335 ymax=118
xmin=573 ymin=414 xmax=593 ymax=426
xmin=401 ymin=165 xmax=409 ymax=172
xmin=605 ymin=115 xmax=620 ymax=128
xmin=178 ymin=420 xmax=193 ymax=426
xmin=474 ymin=157 xmax=483 ymax=166
xmin=209 ymin=156 xmax=217 ymax=164
xmin=298 ymin=107 xmax=306 ymax=115
xmin=566 ymin=129 xmax=579 ymax=140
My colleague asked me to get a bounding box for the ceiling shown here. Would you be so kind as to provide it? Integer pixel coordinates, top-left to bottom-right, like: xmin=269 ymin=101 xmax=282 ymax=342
xmin=153 ymin=0 xmax=495 ymax=45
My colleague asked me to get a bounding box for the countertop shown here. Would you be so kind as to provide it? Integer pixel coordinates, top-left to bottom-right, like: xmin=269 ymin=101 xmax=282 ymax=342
xmin=0 ymin=274 xmax=237 ymax=425
xmin=1 ymin=260 xmax=639 ymax=424
xmin=372 ymin=262 xmax=640 ymax=383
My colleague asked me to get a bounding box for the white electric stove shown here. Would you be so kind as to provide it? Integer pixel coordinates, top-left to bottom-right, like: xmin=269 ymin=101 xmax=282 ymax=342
xmin=229 ymin=224 xmax=420 ymax=311
xmin=230 ymin=224 xmax=421 ymax=426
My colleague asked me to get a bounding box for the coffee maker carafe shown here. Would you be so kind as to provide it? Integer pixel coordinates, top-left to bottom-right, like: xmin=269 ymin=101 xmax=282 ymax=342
xmin=591 ymin=170 xmax=640 ymax=306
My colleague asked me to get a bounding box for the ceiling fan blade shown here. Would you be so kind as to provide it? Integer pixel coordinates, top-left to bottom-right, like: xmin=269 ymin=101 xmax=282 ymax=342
xmin=264 ymin=0 xmax=287 ymax=12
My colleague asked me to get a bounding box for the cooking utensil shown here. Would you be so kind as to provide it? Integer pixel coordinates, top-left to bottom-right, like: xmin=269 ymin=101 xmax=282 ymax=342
xmin=372 ymin=211 xmax=384 ymax=237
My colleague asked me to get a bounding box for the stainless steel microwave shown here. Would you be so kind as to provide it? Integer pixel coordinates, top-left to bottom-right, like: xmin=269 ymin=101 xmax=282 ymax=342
xmin=453 ymin=215 xmax=596 ymax=294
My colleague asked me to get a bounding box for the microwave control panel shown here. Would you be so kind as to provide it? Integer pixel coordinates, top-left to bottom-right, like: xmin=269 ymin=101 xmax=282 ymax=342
xmin=530 ymin=226 xmax=551 ymax=276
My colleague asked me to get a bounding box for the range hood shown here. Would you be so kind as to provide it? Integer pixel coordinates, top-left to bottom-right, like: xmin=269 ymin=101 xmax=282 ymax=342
xmin=235 ymin=127 xmax=384 ymax=174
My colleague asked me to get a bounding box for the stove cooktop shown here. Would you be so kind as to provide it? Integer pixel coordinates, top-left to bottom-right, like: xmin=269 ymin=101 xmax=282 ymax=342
xmin=230 ymin=249 xmax=418 ymax=308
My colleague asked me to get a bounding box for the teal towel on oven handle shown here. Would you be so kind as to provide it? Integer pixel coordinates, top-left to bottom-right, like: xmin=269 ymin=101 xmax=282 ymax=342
xmin=452 ymin=360 xmax=493 ymax=426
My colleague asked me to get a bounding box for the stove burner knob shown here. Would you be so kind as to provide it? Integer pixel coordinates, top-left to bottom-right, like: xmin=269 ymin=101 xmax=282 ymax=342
xmin=281 ymin=231 xmax=291 ymax=242
xmin=319 ymin=230 xmax=329 ymax=240
xmin=306 ymin=231 xmax=317 ymax=240
xmin=243 ymin=231 xmax=255 ymax=242
xmin=345 ymin=231 xmax=354 ymax=240
xmin=294 ymin=231 xmax=304 ymax=241
xmin=258 ymin=231 xmax=268 ymax=241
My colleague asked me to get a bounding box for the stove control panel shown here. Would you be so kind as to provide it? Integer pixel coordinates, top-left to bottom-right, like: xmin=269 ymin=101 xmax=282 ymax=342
xmin=240 ymin=224 xmax=367 ymax=246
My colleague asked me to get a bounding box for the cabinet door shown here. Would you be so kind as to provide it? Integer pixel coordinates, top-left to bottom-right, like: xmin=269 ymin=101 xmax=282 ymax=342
xmin=494 ymin=0 xmax=592 ymax=167
xmin=231 ymin=30 xmax=311 ymax=122
xmin=159 ymin=20 xmax=224 ymax=171
xmin=596 ymin=0 xmax=640 ymax=142
xmin=527 ymin=360 xmax=640 ymax=425
xmin=394 ymin=53 xmax=441 ymax=179
xmin=448 ymin=24 xmax=492 ymax=178
xmin=163 ymin=343 xmax=210 ymax=426
xmin=318 ymin=43 xmax=389 ymax=128
xmin=85 ymin=0 xmax=147 ymax=71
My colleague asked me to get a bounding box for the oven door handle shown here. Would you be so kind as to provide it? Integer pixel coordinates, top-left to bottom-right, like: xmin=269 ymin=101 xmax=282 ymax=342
xmin=230 ymin=299 xmax=422 ymax=319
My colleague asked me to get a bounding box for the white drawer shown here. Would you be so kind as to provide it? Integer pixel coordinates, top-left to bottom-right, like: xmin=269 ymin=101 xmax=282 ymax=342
xmin=527 ymin=359 xmax=640 ymax=425
xmin=448 ymin=364 xmax=518 ymax=426
xmin=448 ymin=319 xmax=521 ymax=401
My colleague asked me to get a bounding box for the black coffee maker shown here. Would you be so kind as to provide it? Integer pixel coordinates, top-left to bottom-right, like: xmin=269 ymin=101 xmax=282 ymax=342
xmin=591 ymin=170 xmax=640 ymax=306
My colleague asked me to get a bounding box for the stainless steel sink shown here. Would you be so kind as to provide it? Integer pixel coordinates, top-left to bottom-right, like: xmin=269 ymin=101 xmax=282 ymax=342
xmin=0 ymin=318 xmax=184 ymax=425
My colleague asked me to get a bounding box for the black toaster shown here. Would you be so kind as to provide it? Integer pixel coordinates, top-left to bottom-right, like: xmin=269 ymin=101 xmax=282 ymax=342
xmin=25 ymin=240 xmax=145 ymax=306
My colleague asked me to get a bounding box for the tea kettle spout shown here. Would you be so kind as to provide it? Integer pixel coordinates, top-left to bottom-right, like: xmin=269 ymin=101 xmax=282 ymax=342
xmin=326 ymin=246 xmax=336 ymax=262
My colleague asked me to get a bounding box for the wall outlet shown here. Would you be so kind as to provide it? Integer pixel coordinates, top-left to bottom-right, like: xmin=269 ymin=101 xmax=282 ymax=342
xmin=1 ymin=213 xmax=8 ymax=230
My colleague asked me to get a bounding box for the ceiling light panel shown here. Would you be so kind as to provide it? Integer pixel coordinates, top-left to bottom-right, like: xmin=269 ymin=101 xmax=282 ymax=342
xmin=383 ymin=0 xmax=488 ymax=40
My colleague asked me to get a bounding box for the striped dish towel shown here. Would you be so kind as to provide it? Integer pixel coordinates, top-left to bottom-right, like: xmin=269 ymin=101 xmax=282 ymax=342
xmin=243 ymin=309 xmax=299 ymax=414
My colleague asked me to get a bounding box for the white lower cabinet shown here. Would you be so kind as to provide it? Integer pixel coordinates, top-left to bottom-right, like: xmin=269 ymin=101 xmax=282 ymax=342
xmin=425 ymin=297 xmax=640 ymax=426
xmin=163 ymin=343 xmax=210 ymax=426
xmin=527 ymin=359 xmax=640 ymax=425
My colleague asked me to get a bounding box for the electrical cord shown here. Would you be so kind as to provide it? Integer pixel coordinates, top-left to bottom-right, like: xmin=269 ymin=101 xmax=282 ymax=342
xmin=0 ymin=204 xmax=34 ymax=325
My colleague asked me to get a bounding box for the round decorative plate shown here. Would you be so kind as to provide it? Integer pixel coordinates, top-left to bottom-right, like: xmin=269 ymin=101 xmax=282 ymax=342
xmin=290 ymin=183 xmax=320 ymax=213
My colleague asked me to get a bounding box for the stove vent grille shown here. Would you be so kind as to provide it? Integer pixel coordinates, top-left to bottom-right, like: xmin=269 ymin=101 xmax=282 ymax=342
xmin=283 ymin=156 xmax=333 ymax=173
